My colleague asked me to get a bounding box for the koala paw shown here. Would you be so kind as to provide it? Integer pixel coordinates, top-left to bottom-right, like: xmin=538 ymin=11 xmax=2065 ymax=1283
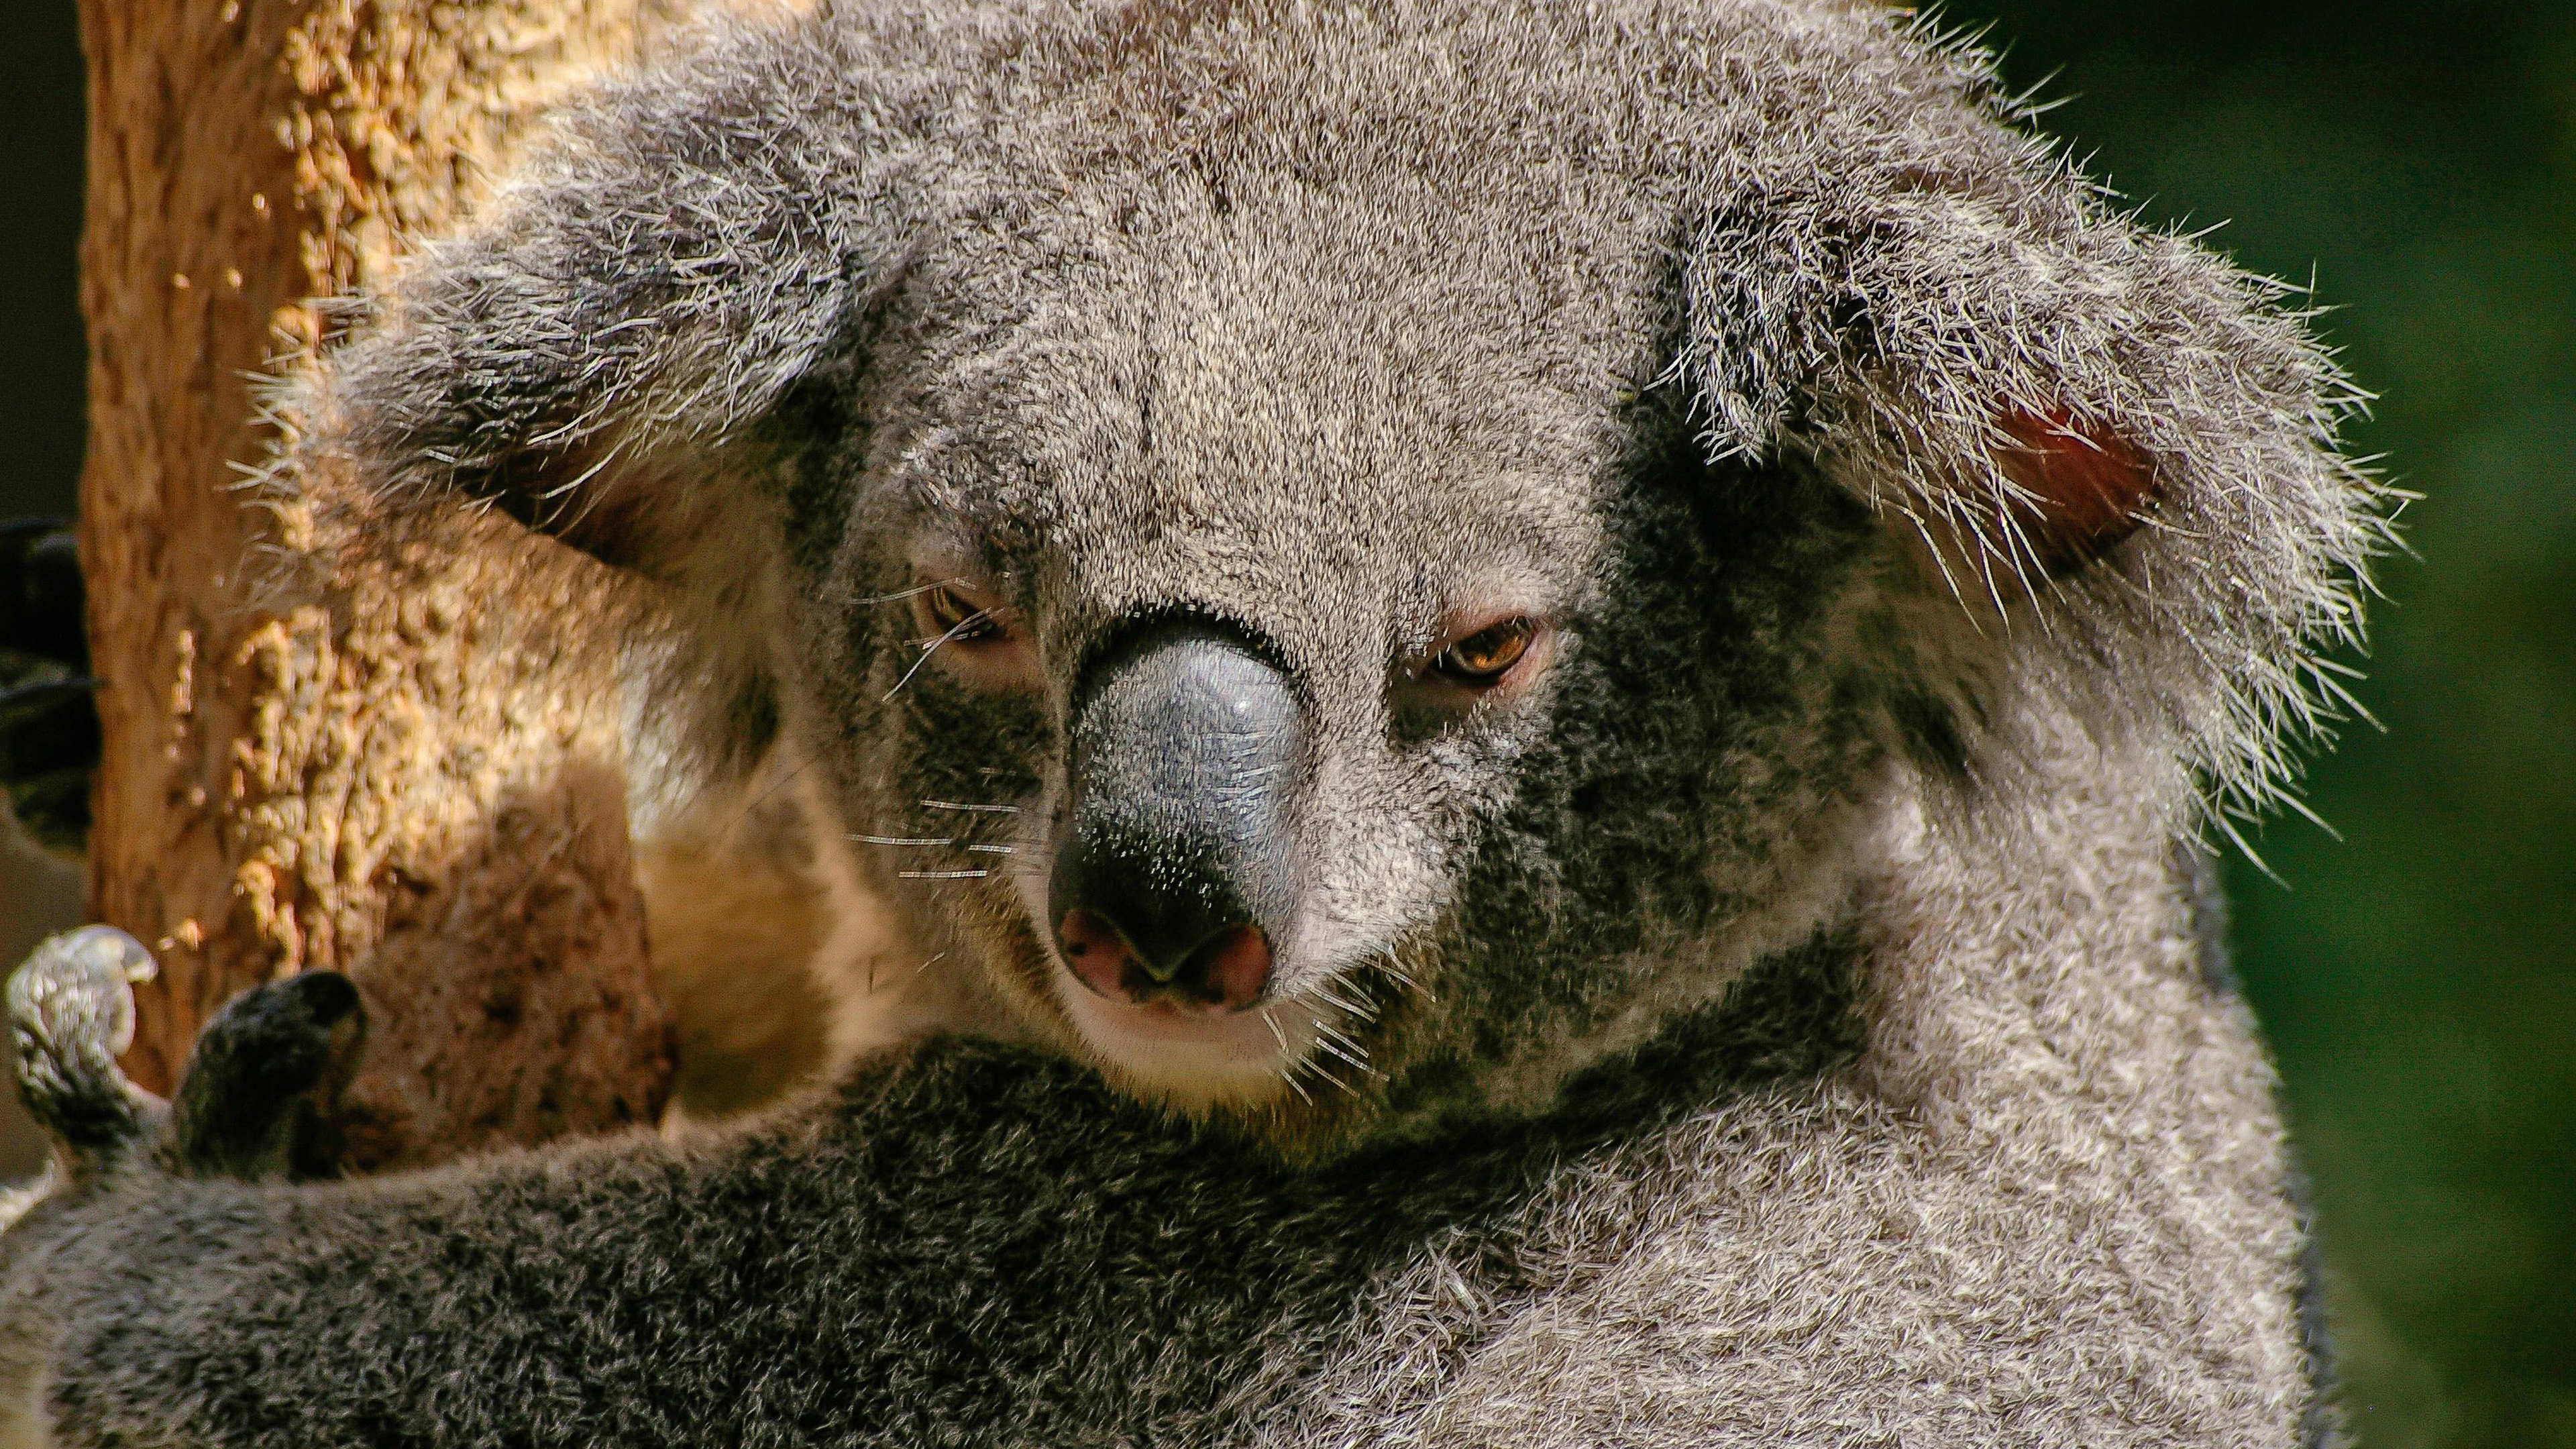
xmin=0 ymin=519 xmax=97 ymax=859
xmin=6 ymin=926 xmax=161 ymax=1164
xmin=168 ymin=971 xmax=368 ymax=1181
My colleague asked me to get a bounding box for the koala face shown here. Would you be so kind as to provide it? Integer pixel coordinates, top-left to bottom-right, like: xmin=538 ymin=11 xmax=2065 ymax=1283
xmin=766 ymin=170 xmax=1894 ymax=1137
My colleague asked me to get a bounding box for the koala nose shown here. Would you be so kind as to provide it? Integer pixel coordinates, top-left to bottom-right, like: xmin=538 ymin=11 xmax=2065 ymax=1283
xmin=1050 ymin=626 xmax=1300 ymax=1014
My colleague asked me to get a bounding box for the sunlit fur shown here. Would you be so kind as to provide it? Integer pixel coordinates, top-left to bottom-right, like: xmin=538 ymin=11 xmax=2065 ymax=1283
xmin=3 ymin=3 xmax=2385 ymax=1444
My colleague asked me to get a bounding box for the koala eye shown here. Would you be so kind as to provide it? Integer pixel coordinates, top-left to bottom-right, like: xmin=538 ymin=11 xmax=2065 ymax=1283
xmin=901 ymin=556 xmax=1038 ymax=690
xmin=918 ymin=581 xmax=1007 ymax=645
xmin=1431 ymin=617 xmax=1538 ymax=686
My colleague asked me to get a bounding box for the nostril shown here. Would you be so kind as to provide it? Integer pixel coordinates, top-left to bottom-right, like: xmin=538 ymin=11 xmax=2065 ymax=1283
xmin=1058 ymin=910 xmax=1138 ymax=1002
xmin=1185 ymin=926 xmax=1273 ymax=1013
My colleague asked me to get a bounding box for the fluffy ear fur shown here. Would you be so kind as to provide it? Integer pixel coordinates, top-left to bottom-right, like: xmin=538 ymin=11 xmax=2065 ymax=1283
xmin=290 ymin=16 xmax=900 ymax=577
xmin=1678 ymin=24 xmax=2392 ymax=825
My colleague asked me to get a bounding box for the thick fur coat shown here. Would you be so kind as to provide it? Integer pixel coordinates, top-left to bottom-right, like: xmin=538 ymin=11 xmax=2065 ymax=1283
xmin=1 ymin=1 xmax=2385 ymax=1444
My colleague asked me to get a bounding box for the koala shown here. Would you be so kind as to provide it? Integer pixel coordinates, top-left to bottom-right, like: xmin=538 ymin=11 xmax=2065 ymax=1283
xmin=0 ymin=1 xmax=2389 ymax=1444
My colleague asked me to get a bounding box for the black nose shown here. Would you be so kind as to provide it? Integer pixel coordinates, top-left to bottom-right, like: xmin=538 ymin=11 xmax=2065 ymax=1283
xmin=1050 ymin=626 xmax=1300 ymax=1012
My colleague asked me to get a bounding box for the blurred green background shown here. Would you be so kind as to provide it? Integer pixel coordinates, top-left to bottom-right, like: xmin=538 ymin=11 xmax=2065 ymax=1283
xmin=1 ymin=3 xmax=2569 ymax=1446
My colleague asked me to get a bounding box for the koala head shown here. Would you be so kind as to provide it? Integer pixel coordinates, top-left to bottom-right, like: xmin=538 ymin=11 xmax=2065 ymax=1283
xmin=750 ymin=132 xmax=1919 ymax=1136
xmin=301 ymin=1 xmax=2383 ymax=1148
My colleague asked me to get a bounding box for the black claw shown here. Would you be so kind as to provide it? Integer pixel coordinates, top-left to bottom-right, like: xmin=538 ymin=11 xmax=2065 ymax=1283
xmin=168 ymin=971 xmax=370 ymax=1181
xmin=7 ymin=926 xmax=164 ymax=1167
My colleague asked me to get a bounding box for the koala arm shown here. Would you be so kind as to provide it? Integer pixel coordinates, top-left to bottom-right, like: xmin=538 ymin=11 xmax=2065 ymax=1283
xmin=2 ymin=946 xmax=1483 ymax=1449
xmin=2 ymin=1029 xmax=1305 ymax=1449
xmin=0 ymin=902 xmax=2317 ymax=1449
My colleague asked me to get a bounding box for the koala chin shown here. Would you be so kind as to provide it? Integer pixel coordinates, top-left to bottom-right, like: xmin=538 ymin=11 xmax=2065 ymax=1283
xmin=2 ymin=1 xmax=2389 ymax=1444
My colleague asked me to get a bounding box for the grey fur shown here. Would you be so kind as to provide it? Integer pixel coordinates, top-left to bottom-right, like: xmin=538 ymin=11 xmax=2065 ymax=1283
xmin=1 ymin=1 xmax=2388 ymax=1444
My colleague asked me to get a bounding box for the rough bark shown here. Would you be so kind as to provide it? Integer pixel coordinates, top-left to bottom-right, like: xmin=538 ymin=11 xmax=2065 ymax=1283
xmin=77 ymin=0 xmax=703 ymax=1166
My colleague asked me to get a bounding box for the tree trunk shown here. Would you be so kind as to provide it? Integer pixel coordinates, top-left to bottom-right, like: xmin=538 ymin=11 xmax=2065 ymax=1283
xmin=77 ymin=0 xmax=703 ymax=1166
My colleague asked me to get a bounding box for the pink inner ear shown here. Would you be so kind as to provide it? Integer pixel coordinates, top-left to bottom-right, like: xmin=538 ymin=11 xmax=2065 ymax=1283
xmin=1993 ymin=406 xmax=2157 ymax=571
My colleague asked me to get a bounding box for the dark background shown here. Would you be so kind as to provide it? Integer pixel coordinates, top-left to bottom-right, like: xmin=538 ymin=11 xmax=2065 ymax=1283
xmin=2 ymin=5 xmax=2569 ymax=1446
xmin=0 ymin=0 xmax=92 ymax=1191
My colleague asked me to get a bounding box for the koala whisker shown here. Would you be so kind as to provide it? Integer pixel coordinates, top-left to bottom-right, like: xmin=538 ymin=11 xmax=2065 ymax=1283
xmin=921 ymin=800 xmax=1020 ymax=814
xmin=1295 ymin=1052 xmax=1364 ymax=1100
xmin=963 ymin=844 xmax=1017 ymax=855
xmin=853 ymin=578 xmax=961 ymax=607
xmin=898 ymin=869 xmax=990 ymax=880
xmin=849 ymin=834 xmax=958 ymax=849
xmin=1374 ymin=948 xmax=1434 ymax=1003
xmin=1303 ymin=982 xmax=1379 ymax=1028
xmin=1259 ymin=1009 xmax=1316 ymax=1106
xmin=1311 ymin=1029 xmax=1381 ymax=1083
xmin=1313 ymin=1006 xmax=1376 ymax=1050
xmin=883 ymin=609 xmax=999 ymax=700
xmin=710 ymin=749 xmax=820 ymax=854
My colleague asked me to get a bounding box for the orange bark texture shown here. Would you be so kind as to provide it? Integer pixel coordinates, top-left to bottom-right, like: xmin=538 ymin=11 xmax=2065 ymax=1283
xmin=76 ymin=0 xmax=703 ymax=1166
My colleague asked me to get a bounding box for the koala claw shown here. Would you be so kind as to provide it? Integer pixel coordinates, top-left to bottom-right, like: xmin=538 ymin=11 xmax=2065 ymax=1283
xmin=5 ymin=926 xmax=162 ymax=1167
xmin=5 ymin=930 xmax=372 ymax=1189
xmin=167 ymin=971 xmax=368 ymax=1181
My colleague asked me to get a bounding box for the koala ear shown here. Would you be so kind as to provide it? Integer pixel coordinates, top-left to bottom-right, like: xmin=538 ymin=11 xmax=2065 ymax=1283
xmin=296 ymin=17 xmax=891 ymax=576
xmin=1674 ymin=53 xmax=2388 ymax=813
xmin=1683 ymin=173 xmax=2353 ymax=604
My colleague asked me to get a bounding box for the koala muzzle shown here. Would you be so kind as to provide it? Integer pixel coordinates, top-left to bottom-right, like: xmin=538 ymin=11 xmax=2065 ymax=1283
xmin=1051 ymin=627 xmax=1301 ymax=1014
